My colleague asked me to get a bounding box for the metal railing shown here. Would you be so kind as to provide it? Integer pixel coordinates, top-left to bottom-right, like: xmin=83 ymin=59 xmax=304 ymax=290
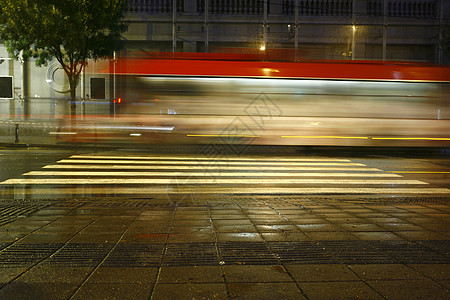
xmin=366 ymin=0 xmax=436 ymax=18
xmin=128 ymin=0 xmax=184 ymax=13
xmin=282 ymin=0 xmax=353 ymax=16
xmin=197 ymin=0 xmax=266 ymax=15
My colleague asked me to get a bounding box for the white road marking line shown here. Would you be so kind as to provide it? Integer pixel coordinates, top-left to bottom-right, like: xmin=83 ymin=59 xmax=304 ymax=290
xmin=3 ymin=187 xmax=449 ymax=195
xmin=69 ymin=155 xmax=352 ymax=162
xmin=0 ymin=178 xmax=427 ymax=185
xmin=57 ymin=159 xmax=366 ymax=166
xmin=23 ymin=171 xmax=402 ymax=178
xmin=43 ymin=164 xmax=377 ymax=171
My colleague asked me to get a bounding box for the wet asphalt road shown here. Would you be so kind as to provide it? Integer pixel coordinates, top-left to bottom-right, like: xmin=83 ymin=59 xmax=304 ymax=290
xmin=0 ymin=146 xmax=449 ymax=198
xmin=0 ymin=146 xmax=449 ymax=299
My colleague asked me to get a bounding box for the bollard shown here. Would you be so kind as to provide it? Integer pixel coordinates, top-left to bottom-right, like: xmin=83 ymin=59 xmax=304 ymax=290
xmin=15 ymin=123 xmax=19 ymax=143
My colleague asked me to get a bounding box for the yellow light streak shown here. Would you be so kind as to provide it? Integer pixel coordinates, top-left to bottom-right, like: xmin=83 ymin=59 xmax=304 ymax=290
xmin=281 ymin=136 xmax=368 ymax=139
xmin=372 ymin=137 xmax=450 ymax=141
xmin=187 ymin=134 xmax=259 ymax=138
xmin=387 ymin=171 xmax=450 ymax=174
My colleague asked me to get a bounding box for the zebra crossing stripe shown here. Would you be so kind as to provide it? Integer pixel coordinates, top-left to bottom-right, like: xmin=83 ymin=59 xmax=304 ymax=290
xmin=43 ymin=164 xmax=379 ymax=171
xmin=57 ymin=159 xmax=366 ymax=166
xmin=69 ymin=155 xmax=352 ymax=162
xmin=0 ymin=178 xmax=427 ymax=185
xmin=23 ymin=171 xmax=402 ymax=177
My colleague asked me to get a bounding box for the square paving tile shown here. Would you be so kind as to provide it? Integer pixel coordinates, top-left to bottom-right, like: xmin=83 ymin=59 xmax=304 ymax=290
xmin=223 ymin=265 xmax=293 ymax=283
xmin=0 ymin=267 xmax=28 ymax=284
xmin=210 ymin=210 xmax=243 ymax=215
xmin=0 ymin=233 xmax=25 ymax=243
xmin=216 ymin=232 xmax=263 ymax=242
xmin=251 ymin=218 xmax=290 ymax=225
xmin=367 ymin=218 xmax=408 ymax=224
xmin=307 ymin=231 xmax=357 ymax=241
xmin=285 ymin=264 xmax=359 ymax=282
xmin=256 ymin=225 xmax=298 ymax=232
xmin=402 ymin=217 xmax=442 ymax=224
xmin=0 ymin=282 xmax=79 ymax=300
xmin=324 ymin=217 xmax=367 ymax=224
xmin=276 ymin=209 xmax=311 ymax=215
xmin=135 ymin=215 xmax=173 ymax=221
xmin=379 ymin=223 xmax=424 ymax=231
xmin=351 ymin=232 xmax=403 ymax=240
xmin=157 ymin=266 xmax=223 ymax=283
xmin=69 ymin=233 xmax=122 ymax=243
xmin=151 ymin=283 xmax=227 ymax=299
xmin=212 ymin=219 xmax=252 ymax=226
xmin=8 ymin=220 xmax=52 ymax=227
xmin=338 ymin=224 xmax=387 ymax=232
xmin=14 ymin=266 xmax=94 ymax=283
xmin=367 ymin=279 xmax=449 ymax=300
xmin=406 ymin=264 xmax=450 ymax=280
xmin=394 ymin=231 xmax=448 ymax=240
xmin=228 ymin=282 xmax=306 ymax=299
xmin=18 ymin=233 xmax=74 ymax=243
xmin=348 ymin=264 xmax=427 ymax=280
xmin=120 ymin=233 xmax=168 ymax=243
xmin=126 ymin=225 xmax=171 ymax=234
xmin=214 ymin=225 xmax=257 ymax=233
xmin=0 ymin=226 xmax=42 ymax=234
xmin=299 ymin=281 xmax=383 ymax=299
xmin=72 ymin=283 xmax=153 ymax=300
xmin=261 ymin=232 xmax=311 ymax=242
xmin=418 ymin=223 xmax=450 ymax=232
xmin=37 ymin=225 xmax=86 ymax=233
xmin=167 ymin=233 xmax=215 ymax=243
xmin=288 ymin=218 xmax=328 ymax=225
xmin=171 ymin=220 xmax=211 ymax=227
xmin=297 ymin=224 xmax=341 ymax=232
xmin=170 ymin=226 xmax=213 ymax=234
xmin=313 ymin=214 xmax=355 ymax=219
xmin=173 ymin=215 xmax=211 ymax=221
xmin=210 ymin=215 xmax=248 ymax=220
xmin=87 ymin=267 xmax=158 ymax=283
xmin=356 ymin=213 xmax=392 ymax=218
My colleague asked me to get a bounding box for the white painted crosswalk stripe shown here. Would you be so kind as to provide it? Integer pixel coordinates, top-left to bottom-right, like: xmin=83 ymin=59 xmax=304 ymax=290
xmin=69 ymin=155 xmax=352 ymax=162
xmin=23 ymin=171 xmax=403 ymax=177
xmin=1 ymin=178 xmax=426 ymax=185
xmin=57 ymin=159 xmax=366 ymax=166
xmin=43 ymin=165 xmax=383 ymax=171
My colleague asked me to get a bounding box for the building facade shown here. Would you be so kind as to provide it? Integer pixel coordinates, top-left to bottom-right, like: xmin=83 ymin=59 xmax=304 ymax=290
xmin=0 ymin=0 xmax=448 ymax=119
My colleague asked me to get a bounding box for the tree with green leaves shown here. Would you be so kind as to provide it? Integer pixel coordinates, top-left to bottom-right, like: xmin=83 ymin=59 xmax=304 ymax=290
xmin=0 ymin=0 xmax=128 ymax=117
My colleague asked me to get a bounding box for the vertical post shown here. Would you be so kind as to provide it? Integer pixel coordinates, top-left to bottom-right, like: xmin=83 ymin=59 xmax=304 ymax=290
xmin=22 ymin=57 xmax=30 ymax=119
xmin=205 ymin=0 xmax=209 ymax=52
xmin=81 ymin=64 xmax=85 ymax=118
xmin=263 ymin=0 xmax=268 ymax=50
xmin=8 ymin=56 xmax=15 ymax=118
xmin=295 ymin=0 xmax=299 ymax=59
xmin=383 ymin=0 xmax=387 ymax=60
xmin=173 ymin=0 xmax=177 ymax=52
xmin=113 ymin=51 xmax=116 ymax=117
xmin=439 ymin=0 xmax=444 ymax=64
xmin=15 ymin=123 xmax=19 ymax=143
xmin=351 ymin=0 xmax=356 ymax=60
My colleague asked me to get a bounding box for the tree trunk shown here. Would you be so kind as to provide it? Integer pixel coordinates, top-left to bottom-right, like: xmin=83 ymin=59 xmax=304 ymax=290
xmin=68 ymin=75 xmax=77 ymax=129
xmin=70 ymin=84 xmax=76 ymax=117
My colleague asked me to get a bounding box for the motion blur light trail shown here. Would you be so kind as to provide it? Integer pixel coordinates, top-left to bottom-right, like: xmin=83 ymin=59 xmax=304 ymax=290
xmin=57 ymin=54 xmax=450 ymax=147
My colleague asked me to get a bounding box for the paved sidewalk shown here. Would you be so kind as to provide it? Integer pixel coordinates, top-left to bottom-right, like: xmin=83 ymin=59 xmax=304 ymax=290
xmin=0 ymin=194 xmax=449 ymax=299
